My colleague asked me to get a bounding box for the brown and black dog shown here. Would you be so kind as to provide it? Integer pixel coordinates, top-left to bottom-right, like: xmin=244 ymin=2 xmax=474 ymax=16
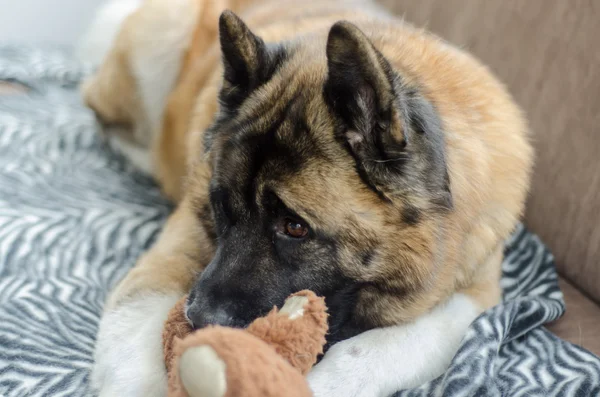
xmin=83 ymin=0 xmax=533 ymax=395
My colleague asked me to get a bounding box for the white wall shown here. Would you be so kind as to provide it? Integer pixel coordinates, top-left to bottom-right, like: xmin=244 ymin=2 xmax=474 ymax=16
xmin=0 ymin=0 xmax=106 ymax=46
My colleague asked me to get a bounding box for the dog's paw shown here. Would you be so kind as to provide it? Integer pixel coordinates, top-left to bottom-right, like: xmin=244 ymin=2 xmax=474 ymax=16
xmin=91 ymin=293 xmax=181 ymax=397
xmin=307 ymin=293 xmax=480 ymax=397
xmin=307 ymin=333 xmax=382 ymax=397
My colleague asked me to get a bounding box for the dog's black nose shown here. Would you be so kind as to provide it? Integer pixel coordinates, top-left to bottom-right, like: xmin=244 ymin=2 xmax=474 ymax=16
xmin=187 ymin=306 xmax=235 ymax=329
xmin=185 ymin=295 xmax=238 ymax=329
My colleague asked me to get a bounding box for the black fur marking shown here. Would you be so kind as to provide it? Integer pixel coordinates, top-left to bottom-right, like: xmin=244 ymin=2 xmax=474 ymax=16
xmin=321 ymin=282 xmax=368 ymax=353
xmin=209 ymin=186 xmax=238 ymax=237
xmin=404 ymin=92 xmax=453 ymax=211
xmin=359 ymin=249 xmax=376 ymax=267
xmin=198 ymin=202 xmax=218 ymax=243
xmin=401 ymin=204 xmax=421 ymax=226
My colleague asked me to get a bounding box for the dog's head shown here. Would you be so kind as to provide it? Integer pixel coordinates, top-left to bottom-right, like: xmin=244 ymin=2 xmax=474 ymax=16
xmin=186 ymin=11 xmax=454 ymax=345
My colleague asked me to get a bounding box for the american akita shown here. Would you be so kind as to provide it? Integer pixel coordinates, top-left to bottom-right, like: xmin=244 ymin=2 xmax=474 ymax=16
xmin=82 ymin=0 xmax=533 ymax=395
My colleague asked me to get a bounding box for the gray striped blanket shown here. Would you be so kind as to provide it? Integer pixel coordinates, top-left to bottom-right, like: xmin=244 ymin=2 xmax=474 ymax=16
xmin=0 ymin=46 xmax=599 ymax=397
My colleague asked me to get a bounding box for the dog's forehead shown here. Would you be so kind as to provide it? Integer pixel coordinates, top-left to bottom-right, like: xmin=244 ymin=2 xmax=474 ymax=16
xmin=212 ymin=131 xmax=324 ymax=201
xmin=213 ymin=83 xmax=331 ymax=179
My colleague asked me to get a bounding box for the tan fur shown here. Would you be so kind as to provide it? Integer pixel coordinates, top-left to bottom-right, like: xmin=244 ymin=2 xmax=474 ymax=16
xmin=81 ymin=38 xmax=142 ymax=142
xmin=93 ymin=0 xmax=533 ymax=327
xmin=82 ymin=0 xmax=259 ymax=187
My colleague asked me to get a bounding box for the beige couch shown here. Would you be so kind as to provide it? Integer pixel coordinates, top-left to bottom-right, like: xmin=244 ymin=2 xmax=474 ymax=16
xmin=378 ymin=0 xmax=600 ymax=355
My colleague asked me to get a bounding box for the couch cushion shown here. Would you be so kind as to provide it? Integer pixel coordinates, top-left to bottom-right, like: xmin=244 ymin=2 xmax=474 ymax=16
xmin=547 ymin=278 xmax=600 ymax=357
xmin=377 ymin=0 xmax=600 ymax=303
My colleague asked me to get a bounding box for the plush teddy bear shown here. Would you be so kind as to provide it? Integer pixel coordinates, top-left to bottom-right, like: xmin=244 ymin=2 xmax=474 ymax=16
xmin=162 ymin=290 xmax=329 ymax=397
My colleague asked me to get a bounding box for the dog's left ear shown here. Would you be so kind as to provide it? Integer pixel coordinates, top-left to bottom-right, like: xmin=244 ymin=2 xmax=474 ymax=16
xmin=325 ymin=22 xmax=452 ymax=209
xmin=324 ymin=21 xmax=405 ymax=160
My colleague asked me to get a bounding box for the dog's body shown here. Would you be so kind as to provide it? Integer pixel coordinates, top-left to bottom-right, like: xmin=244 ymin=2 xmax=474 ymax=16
xmin=83 ymin=0 xmax=533 ymax=395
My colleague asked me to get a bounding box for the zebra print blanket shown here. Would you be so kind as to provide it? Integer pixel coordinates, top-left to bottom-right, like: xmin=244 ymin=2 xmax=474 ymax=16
xmin=0 ymin=46 xmax=599 ymax=397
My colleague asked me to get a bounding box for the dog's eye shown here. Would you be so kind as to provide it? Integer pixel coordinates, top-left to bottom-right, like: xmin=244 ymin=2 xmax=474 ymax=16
xmin=277 ymin=218 xmax=309 ymax=238
xmin=285 ymin=220 xmax=308 ymax=238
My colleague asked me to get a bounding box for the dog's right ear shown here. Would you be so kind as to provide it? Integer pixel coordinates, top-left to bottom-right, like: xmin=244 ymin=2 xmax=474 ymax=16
xmin=218 ymin=11 xmax=284 ymax=112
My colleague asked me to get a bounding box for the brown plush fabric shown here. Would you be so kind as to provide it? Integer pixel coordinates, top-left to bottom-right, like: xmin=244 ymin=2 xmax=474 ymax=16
xmin=246 ymin=290 xmax=328 ymax=375
xmin=547 ymin=278 xmax=600 ymax=357
xmin=169 ymin=327 xmax=312 ymax=397
xmin=376 ymin=0 xmax=600 ymax=303
xmin=163 ymin=296 xmax=193 ymax=374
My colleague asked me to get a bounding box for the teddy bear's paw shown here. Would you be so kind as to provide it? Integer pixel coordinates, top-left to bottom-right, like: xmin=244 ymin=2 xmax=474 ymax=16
xmin=179 ymin=345 xmax=227 ymax=397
